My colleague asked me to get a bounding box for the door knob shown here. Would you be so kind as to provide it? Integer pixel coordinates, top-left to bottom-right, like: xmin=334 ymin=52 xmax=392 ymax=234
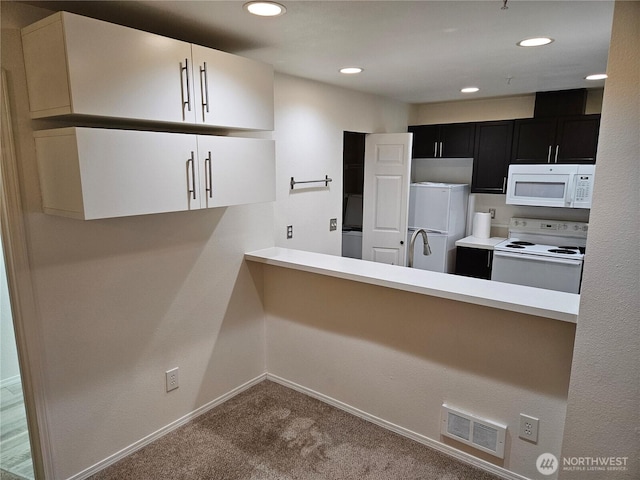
xmin=400 ymin=240 xmax=404 ymax=245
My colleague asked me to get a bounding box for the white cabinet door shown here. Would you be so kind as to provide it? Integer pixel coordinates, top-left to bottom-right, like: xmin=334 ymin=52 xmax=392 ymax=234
xmin=197 ymin=136 xmax=275 ymax=208
xmin=192 ymin=45 xmax=274 ymax=130
xmin=23 ymin=12 xmax=195 ymax=123
xmin=34 ymin=128 xmax=200 ymax=219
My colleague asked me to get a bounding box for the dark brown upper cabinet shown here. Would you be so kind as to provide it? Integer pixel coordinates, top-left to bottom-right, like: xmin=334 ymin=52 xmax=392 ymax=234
xmin=511 ymin=114 xmax=600 ymax=164
xmin=409 ymin=123 xmax=476 ymax=158
xmin=471 ymin=120 xmax=514 ymax=194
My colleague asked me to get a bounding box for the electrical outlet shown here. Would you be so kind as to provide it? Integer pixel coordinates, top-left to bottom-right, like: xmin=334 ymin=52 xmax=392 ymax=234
xmin=519 ymin=414 xmax=539 ymax=443
xmin=165 ymin=367 xmax=179 ymax=392
xmin=329 ymin=218 xmax=337 ymax=231
xmin=489 ymin=208 xmax=496 ymax=219
xmin=286 ymin=225 xmax=293 ymax=239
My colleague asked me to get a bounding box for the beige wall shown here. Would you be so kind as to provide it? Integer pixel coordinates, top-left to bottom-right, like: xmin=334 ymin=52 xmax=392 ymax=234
xmin=2 ymin=3 xmax=271 ymax=478
xmin=263 ymin=265 xmax=575 ymax=479
xmin=273 ymin=74 xmax=411 ymax=255
xmin=560 ymin=2 xmax=640 ymax=478
xmin=411 ymin=90 xmax=603 ymax=125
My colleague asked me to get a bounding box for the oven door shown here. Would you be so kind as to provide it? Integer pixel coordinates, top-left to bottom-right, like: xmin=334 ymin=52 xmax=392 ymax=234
xmin=491 ymin=250 xmax=583 ymax=293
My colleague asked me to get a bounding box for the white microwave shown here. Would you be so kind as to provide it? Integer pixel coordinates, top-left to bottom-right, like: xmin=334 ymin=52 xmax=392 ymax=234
xmin=506 ymin=164 xmax=596 ymax=209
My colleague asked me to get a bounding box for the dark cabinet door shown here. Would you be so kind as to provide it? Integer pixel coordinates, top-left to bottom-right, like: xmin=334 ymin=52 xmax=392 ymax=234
xmin=409 ymin=125 xmax=439 ymax=158
xmin=511 ymin=115 xmax=600 ymax=164
xmin=454 ymin=246 xmax=493 ymax=280
xmin=409 ymin=123 xmax=476 ymax=158
xmin=555 ymin=114 xmax=600 ymax=163
xmin=439 ymin=123 xmax=476 ymax=158
xmin=471 ymin=121 xmax=514 ymax=194
xmin=511 ymin=118 xmax=557 ymax=163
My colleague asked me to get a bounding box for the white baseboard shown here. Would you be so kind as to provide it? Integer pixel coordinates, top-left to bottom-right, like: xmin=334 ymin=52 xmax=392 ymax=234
xmin=0 ymin=374 xmax=21 ymax=389
xmin=266 ymin=374 xmax=530 ymax=480
xmin=67 ymin=373 xmax=267 ymax=480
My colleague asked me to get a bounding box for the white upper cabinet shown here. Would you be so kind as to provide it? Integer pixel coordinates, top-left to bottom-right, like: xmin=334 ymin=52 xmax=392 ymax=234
xmin=34 ymin=128 xmax=200 ymax=219
xmin=22 ymin=12 xmax=195 ymax=123
xmin=21 ymin=12 xmax=274 ymax=130
xmin=192 ymin=45 xmax=274 ymax=130
xmin=197 ymin=136 xmax=275 ymax=208
xmin=34 ymin=128 xmax=275 ymax=220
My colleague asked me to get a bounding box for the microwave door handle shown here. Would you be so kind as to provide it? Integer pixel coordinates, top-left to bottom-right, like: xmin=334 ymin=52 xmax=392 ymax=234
xmin=565 ymin=173 xmax=577 ymax=206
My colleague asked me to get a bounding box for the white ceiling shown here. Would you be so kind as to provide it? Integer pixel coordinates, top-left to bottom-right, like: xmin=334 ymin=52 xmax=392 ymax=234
xmin=23 ymin=0 xmax=615 ymax=104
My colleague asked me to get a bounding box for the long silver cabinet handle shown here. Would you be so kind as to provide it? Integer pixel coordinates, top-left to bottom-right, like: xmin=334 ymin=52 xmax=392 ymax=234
xmin=439 ymin=142 xmax=443 ymax=157
xmin=547 ymin=145 xmax=552 ymax=163
xmin=434 ymin=142 xmax=438 ymax=157
xmin=181 ymin=58 xmax=192 ymax=113
xmin=199 ymin=62 xmax=210 ymax=118
xmin=205 ymin=151 xmax=213 ymax=198
xmin=502 ymin=176 xmax=507 ymax=194
xmin=554 ymin=145 xmax=559 ymax=163
xmin=487 ymin=251 xmax=492 ymax=269
xmin=187 ymin=151 xmax=196 ymax=200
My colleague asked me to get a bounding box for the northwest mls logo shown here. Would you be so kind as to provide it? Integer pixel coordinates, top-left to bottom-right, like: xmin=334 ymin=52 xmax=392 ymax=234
xmin=536 ymin=453 xmax=559 ymax=475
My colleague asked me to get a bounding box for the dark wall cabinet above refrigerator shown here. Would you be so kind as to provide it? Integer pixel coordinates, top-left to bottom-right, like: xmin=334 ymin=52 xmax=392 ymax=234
xmin=409 ymin=122 xmax=476 ymax=158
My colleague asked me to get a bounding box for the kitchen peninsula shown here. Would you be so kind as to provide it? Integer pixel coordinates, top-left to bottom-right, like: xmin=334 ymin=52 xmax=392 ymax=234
xmin=246 ymin=247 xmax=580 ymax=323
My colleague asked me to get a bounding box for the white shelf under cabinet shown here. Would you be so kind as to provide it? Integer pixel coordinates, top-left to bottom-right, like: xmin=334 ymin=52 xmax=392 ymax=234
xmin=21 ymin=12 xmax=274 ymax=130
xmin=34 ymin=128 xmax=275 ymax=220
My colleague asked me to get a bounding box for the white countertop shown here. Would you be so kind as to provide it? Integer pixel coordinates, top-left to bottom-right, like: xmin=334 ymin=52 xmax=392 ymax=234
xmin=455 ymin=236 xmax=506 ymax=250
xmin=245 ymin=247 xmax=579 ymax=323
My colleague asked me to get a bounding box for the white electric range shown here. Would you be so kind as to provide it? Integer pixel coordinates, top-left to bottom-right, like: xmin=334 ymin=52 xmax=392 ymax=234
xmin=491 ymin=218 xmax=588 ymax=294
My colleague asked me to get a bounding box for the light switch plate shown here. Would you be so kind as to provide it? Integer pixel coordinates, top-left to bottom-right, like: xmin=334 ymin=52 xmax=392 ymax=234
xmin=330 ymin=218 xmax=337 ymax=231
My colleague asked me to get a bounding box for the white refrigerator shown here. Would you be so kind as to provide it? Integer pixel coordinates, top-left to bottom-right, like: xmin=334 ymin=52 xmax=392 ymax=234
xmin=407 ymin=182 xmax=469 ymax=273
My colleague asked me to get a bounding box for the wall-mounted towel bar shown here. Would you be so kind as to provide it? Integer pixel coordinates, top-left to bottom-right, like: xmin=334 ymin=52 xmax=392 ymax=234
xmin=290 ymin=175 xmax=333 ymax=190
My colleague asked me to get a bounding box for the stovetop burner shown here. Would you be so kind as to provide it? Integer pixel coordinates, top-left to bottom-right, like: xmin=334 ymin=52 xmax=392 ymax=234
xmin=559 ymin=246 xmax=586 ymax=254
xmin=495 ymin=237 xmax=586 ymax=260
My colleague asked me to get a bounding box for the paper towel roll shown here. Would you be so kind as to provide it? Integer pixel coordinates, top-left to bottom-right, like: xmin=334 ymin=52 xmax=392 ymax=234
xmin=472 ymin=212 xmax=492 ymax=238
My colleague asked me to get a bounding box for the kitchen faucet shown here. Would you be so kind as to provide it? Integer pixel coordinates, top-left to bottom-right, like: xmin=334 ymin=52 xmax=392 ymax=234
xmin=408 ymin=228 xmax=432 ymax=268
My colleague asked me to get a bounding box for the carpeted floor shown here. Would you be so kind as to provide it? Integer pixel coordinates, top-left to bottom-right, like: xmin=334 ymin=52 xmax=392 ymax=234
xmin=90 ymin=380 xmax=503 ymax=480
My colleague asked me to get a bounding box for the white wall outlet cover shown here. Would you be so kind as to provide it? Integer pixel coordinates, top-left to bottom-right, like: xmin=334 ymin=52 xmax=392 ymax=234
xmin=165 ymin=367 xmax=179 ymax=392
xmin=519 ymin=413 xmax=539 ymax=443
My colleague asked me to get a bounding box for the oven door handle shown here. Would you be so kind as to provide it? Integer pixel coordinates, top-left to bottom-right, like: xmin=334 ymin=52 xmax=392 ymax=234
xmin=493 ymin=250 xmax=583 ymax=266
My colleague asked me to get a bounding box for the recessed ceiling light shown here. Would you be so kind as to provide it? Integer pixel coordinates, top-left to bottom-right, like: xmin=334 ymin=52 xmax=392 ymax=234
xmin=517 ymin=37 xmax=554 ymax=47
xmin=244 ymin=2 xmax=286 ymax=17
xmin=340 ymin=67 xmax=363 ymax=75
xmin=585 ymin=73 xmax=608 ymax=81
xmin=461 ymin=87 xmax=480 ymax=93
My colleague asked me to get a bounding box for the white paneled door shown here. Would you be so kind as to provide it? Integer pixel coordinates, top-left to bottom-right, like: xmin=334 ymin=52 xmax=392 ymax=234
xmin=361 ymin=133 xmax=413 ymax=265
